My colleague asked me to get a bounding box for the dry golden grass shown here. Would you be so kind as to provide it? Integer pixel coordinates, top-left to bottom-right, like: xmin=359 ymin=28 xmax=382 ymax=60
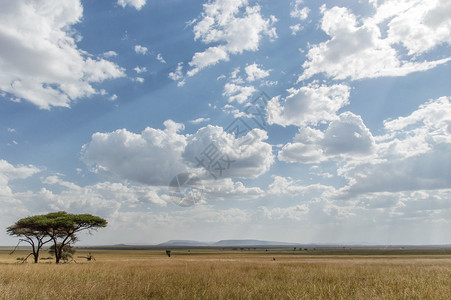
xmin=0 ymin=248 xmax=450 ymax=299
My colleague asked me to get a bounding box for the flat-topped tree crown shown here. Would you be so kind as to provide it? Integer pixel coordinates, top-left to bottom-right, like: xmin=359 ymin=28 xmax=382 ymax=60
xmin=7 ymin=215 xmax=53 ymax=263
xmin=7 ymin=211 xmax=107 ymax=264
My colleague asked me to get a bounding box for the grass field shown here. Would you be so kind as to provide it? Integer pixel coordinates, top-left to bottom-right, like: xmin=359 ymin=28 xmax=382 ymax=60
xmin=1 ymin=247 xmax=450 ymax=299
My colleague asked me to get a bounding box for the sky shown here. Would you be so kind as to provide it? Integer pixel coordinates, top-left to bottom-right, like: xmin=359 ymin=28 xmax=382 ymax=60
xmin=0 ymin=0 xmax=450 ymax=246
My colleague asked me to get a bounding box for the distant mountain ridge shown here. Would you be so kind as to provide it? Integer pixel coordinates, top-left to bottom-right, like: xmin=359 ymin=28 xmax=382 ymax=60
xmin=158 ymin=239 xmax=300 ymax=246
xmin=214 ymin=239 xmax=299 ymax=246
xmin=157 ymin=240 xmax=210 ymax=246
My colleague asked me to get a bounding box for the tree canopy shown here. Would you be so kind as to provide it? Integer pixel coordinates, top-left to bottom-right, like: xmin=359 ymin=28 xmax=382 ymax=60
xmin=7 ymin=215 xmax=53 ymax=263
xmin=7 ymin=211 xmax=107 ymax=263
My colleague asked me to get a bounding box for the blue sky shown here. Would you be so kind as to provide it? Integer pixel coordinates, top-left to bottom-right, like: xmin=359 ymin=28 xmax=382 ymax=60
xmin=1 ymin=0 xmax=450 ymax=245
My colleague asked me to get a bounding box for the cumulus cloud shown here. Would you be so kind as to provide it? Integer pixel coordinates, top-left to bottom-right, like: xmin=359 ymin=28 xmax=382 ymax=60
xmin=278 ymin=112 xmax=374 ymax=164
xmin=185 ymin=0 xmax=277 ymax=77
xmin=203 ymin=178 xmax=264 ymax=201
xmin=42 ymin=175 xmax=167 ymax=209
xmin=257 ymin=204 xmax=309 ymax=221
xmin=267 ymin=83 xmax=350 ymax=127
xmin=381 ymin=0 xmax=451 ymax=56
xmin=0 ymin=0 xmax=125 ymax=109
xmin=168 ymin=62 xmax=184 ymax=81
xmin=278 ymin=143 xmax=326 ymax=165
xmin=103 ymin=51 xmax=118 ymax=58
xmin=321 ymin=112 xmax=375 ymax=156
xmin=83 ymin=121 xmax=274 ymax=186
xmin=290 ymin=24 xmax=303 ymax=35
xmin=268 ymin=175 xmax=334 ymax=196
xmin=134 ymin=45 xmax=148 ymax=55
xmin=278 ymin=127 xmax=325 ymax=164
xmin=117 ymin=0 xmax=146 ymax=10
xmin=189 ymin=117 xmax=211 ymax=124
xmin=187 ymin=46 xmax=229 ymax=76
xmin=274 ymin=95 xmax=451 ymax=210
xmin=290 ymin=0 xmax=310 ymax=20
xmin=222 ymin=83 xmax=256 ymax=104
xmin=83 ymin=120 xmax=188 ymax=186
xmin=245 ymin=63 xmax=270 ymax=82
xmin=0 ymin=160 xmax=40 ymax=198
xmin=134 ymin=66 xmax=147 ymax=74
xmin=299 ymin=3 xmax=451 ymax=82
xmin=156 ymin=53 xmax=166 ymax=64
xmin=337 ymin=97 xmax=451 ymax=197
xmin=183 ymin=125 xmax=274 ymax=179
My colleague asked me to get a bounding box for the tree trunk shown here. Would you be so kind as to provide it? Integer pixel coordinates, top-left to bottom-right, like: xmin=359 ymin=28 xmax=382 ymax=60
xmin=55 ymin=245 xmax=61 ymax=264
xmin=32 ymin=244 xmax=38 ymax=263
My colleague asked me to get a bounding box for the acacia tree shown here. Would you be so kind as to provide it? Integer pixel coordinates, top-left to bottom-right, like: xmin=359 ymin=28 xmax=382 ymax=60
xmin=7 ymin=215 xmax=53 ymax=263
xmin=7 ymin=211 xmax=107 ymax=264
xmin=43 ymin=212 xmax=107 ymax=264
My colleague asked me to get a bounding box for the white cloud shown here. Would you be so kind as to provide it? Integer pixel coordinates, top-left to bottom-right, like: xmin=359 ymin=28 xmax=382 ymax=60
xmin=383 ymin=97 xmax=451 ymax=139
xmin=337 ymin=97 xmax=451 ymax=197
xmin=0 ymin=160 xmax=40 ymax=181
xmin=187 ymin=46 xmax=229 ymax=76
xmin=278 ymin=126 xmax=325 ymax=164
xmin=134 ymin=45 xmax=148 ymax=55
xmin=290 ymin=0 xmax=310 ymax=20
xmin=275 ymin=95 xmax=451 ymax=206
xmin=156 ymin=53 xmax=166 ymax=63
xmin=230 ymin=67 xmax=241 ymax=81
xmin=321 ymin=112 xmax=375 ymax=156
xmin=168 ymin=62 xmax=184 ymax=81
xmin=258 ymin=204 xmax=309 ymax=221
xmin=203 ymin=178 xmax=264 ymax=201
xmin=245 ymin=63 xmax=270 ymax=82
xmin=278 ymin=142 xmax=326 ymax=164
xmin=103 ymin=51 xmax=118 ymax=58
xmin=268 ymin=175 xmax=334 ymax=197
xmin=382 ymin=0 xmax=451 ymax=56
xmin=0 ymin=160 xmax=40 ymax=198
xmin=117 ymin=0 xmax=146 ymax=10
xmin=278 ymin=111 xmax=375 ymax=164
xmin=189 ymin=117 xmax=211 ymax=124
xmin=41 ymin=175 xmax=166 ymax=210
xmin=134 ymin=77 xmax=144 ymax=83
xmin=83 ymin=120 xmax=188 ymax=186
xmin=299 ymin=3 xmax=451 ymax=82
xmin=267 ymin=83 xmax=350 ymax=127
xmin=186 ymin=0 xmax=277 ymax=75
xmin=134 ymin=66 xmax=147 ymax=74
xmin=183 ymin=125 xmax=274 ymax=179
xmin=0 ymin=0 xmax=125 ymax=109
xmin=222 ymin=104 xmax=246 ymax=119
xmin=290 ymin=24 xmax=303 ymax=35
xmin=222 ymin=83 xmax=256 ymax=104
xmin=83 ymin=121 xmax=274 ymax=186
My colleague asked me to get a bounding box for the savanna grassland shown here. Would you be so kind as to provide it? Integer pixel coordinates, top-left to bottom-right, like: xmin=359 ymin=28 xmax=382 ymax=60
xmin=0 ymin=247 xmax=450 ymax=299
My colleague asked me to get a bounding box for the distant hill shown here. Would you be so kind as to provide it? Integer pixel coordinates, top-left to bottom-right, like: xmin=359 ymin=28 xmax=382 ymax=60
xmin=214 ymin=240 xmax=299 ymax=246
xmin=157 ymin=240 xmax=210 ymax=246
xmin=157 ymin=239 xmax=300 ymax=247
